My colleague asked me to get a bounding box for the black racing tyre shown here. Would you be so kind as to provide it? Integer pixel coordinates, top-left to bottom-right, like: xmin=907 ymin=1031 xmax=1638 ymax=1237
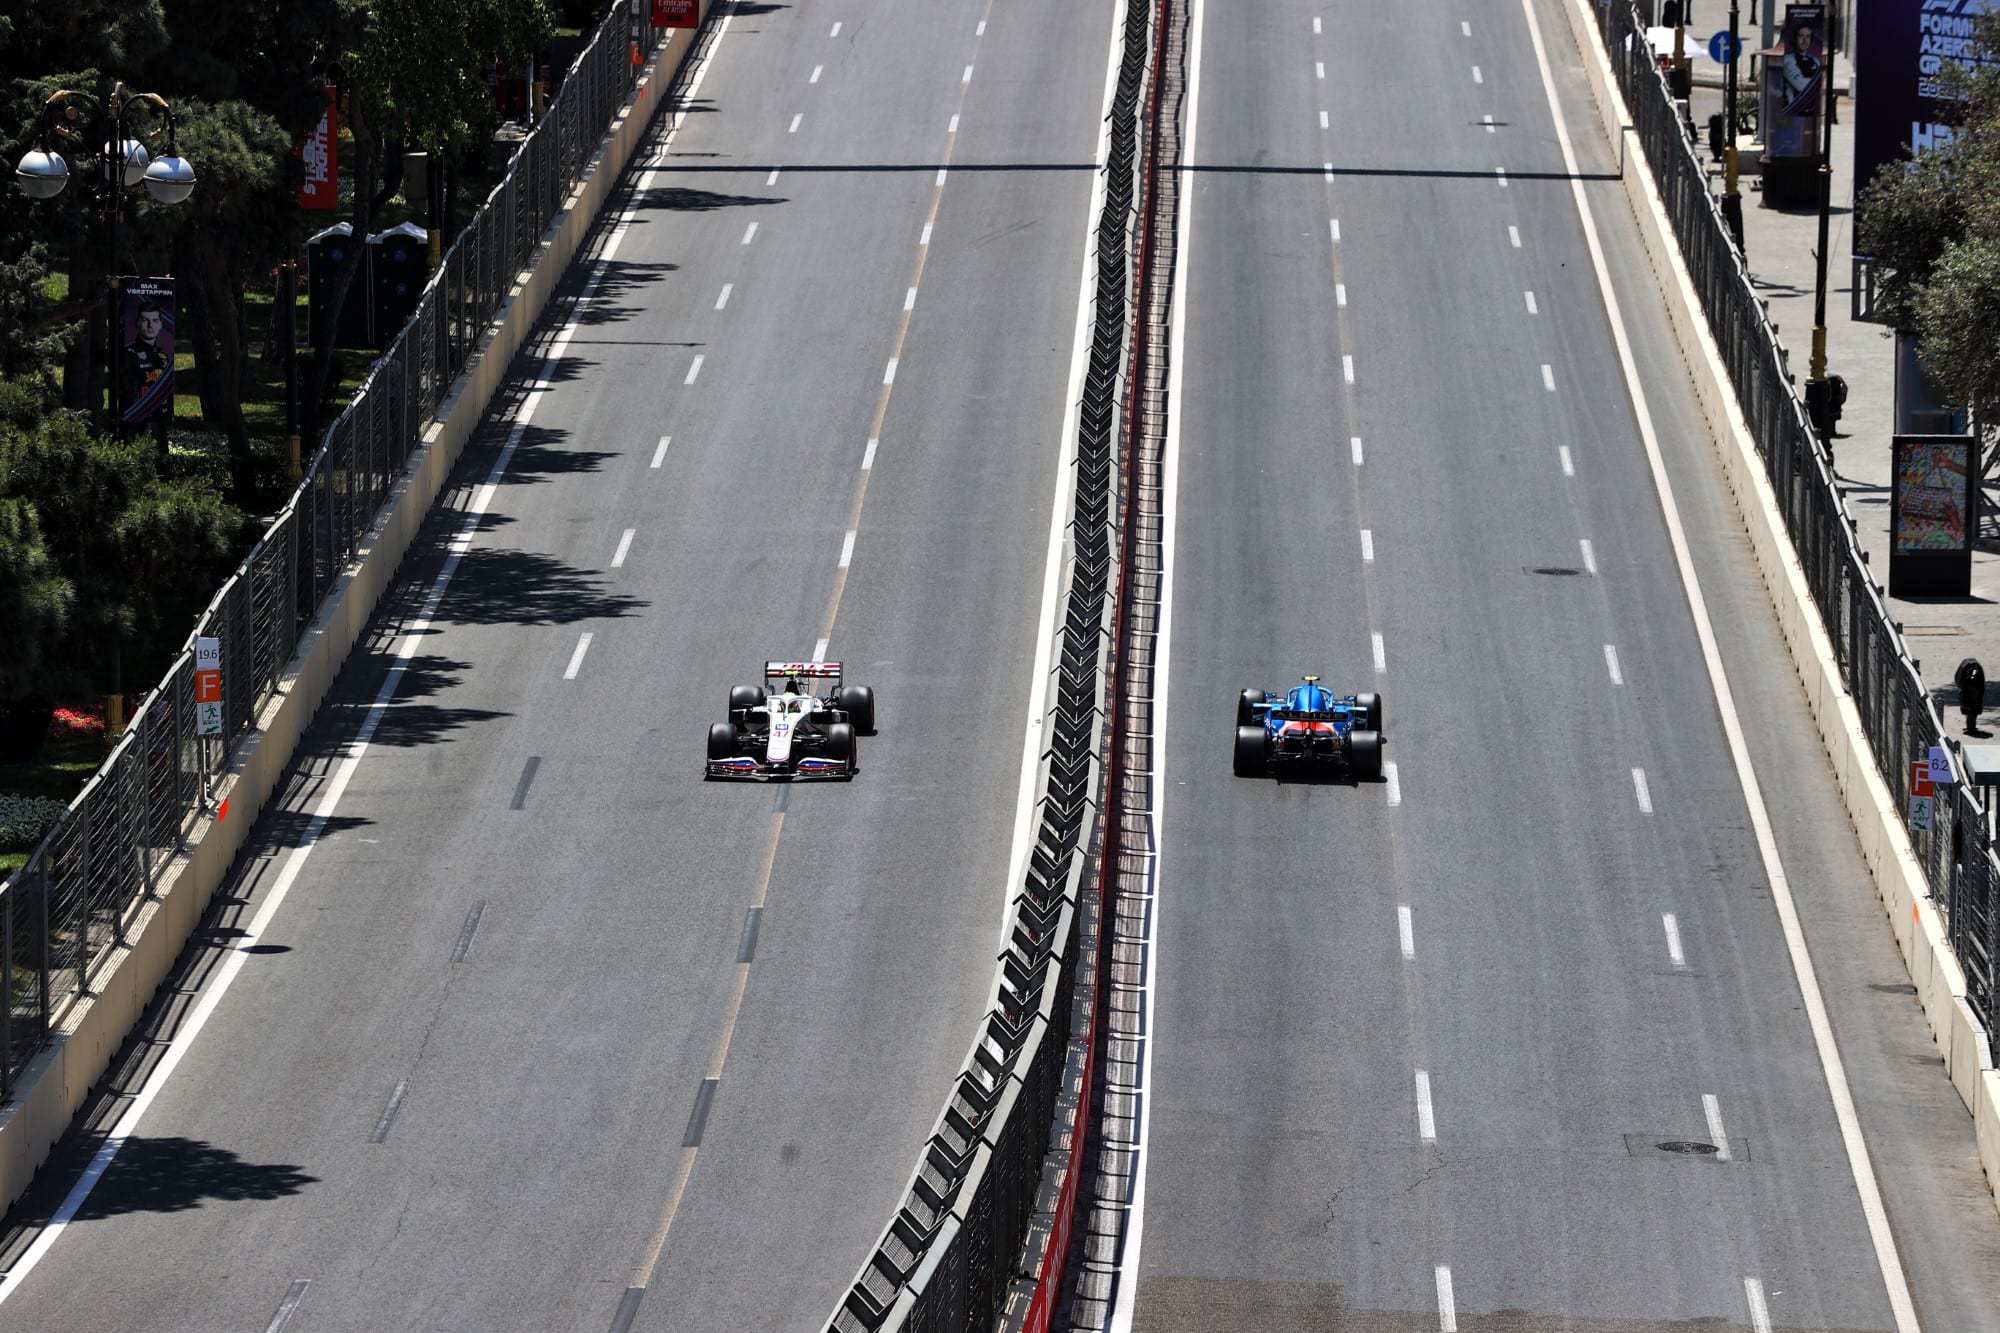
xmin=1354 ymin=691 xmax=1383 ymax=733
xmin=728 ymin=685 xmax=762 ymax=721
xmin=825 ymin=721 xmax=857 ymax=772
xmin=838 ymin=685 xmax=876 ymax=734
xmin=708 ymin=721 xmax=739 ymax=761
xmin=1237 ymin=689 xmax=1268 ymax=728
xmin=1349 ymin=729 xmax=1383 ymax=781
xmin=1233 ymin=725 xmax=1269 ymax=778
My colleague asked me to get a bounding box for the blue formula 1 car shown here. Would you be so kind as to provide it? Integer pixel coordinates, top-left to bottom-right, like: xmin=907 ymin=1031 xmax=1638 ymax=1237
xmin=1233 ymin=677 xmax=1384 ymax=780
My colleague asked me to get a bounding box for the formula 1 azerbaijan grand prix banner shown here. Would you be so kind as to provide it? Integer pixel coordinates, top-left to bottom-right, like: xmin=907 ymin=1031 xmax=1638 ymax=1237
xmin=1854 ymin=0 xmax=1995 ymax=198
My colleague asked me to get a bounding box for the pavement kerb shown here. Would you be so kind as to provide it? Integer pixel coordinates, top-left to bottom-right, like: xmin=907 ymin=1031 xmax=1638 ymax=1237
xmin=1553 ymin=0 xmax=2000 ymax=1217
xmin=0 ymin=9 xmax=713 ymax=1216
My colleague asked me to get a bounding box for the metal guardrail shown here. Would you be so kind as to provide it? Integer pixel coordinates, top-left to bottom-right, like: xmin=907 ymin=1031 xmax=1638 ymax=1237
xmin=0 ymin=2 xmax=679 ymax=1096
xmin=824 ymin=1 xmax=1153 ymax=1327
xmin=1587 ymin=0 xmax=1999 ymax=1045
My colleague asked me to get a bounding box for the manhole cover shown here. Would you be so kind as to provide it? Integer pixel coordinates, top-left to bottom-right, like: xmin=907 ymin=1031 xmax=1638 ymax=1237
xmin=1527 ymin=566 xmax=1583 ymax=576
xmin=1656 ymin=1140 xmax=1721 ymax=1155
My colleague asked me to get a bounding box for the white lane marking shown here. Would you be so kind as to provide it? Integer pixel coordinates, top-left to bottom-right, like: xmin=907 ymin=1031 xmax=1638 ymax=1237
xmin=611 ymin=528 xmax=635 ymax=568
xmin=1509 ymin=224 xmax=1522 ymax=247
xmin=715 ymin=282 xmax=732 ymax=310
xmin=962 ymin=64 xmax=974 ymax=83
xmin=564 ymin=632 xmax=594 ymax=680
xmin=1664 ymin=912 xmax=1686 ymax=966
xmin=1351 ymin=436 xmax=1364 ymax=465
xmin=948 ymin=114 xmax=960 ymax=134
xmin=1385 ymin=761 xmax=1402 ymax=806
xmin=935 ymin=167 xmax=948 ymax=187
xmin=1372 ymin=632 xmax=1386 ymax=674
xmin=1111 ymin=0 xmax=1198 ymax=1314
xmin=1314 ymin=15 xmax=1322 ymax=32
xmin=1415 ymin=1070 xmax=1437 ymax=1142
xmin=1335 ymin=282 xmax=1347 ymax=307
xmin=1462 ymin=20 xmax=1473 ymax=35
xmin=810 ymin=64 xmax=823 ymax=83
xmin=1704 ymin=1093 xmax=1733 ymax=1161
xmin=1316 ymin=61 xmax=1325 ymax=78
xmin=1330 ymin=218 xmax=1342 ymax=243
xmin=838 ymin=531 xmax=856 ymax=568
xmin=976 ymin=19 xmax=986 ymax=35
xmin=1604 ymin=643 xmax=1623 ymax=684
xmin=1542 ymin=363 xmax=1556 ymax=391
xmin=1319 ymin=110 xmax=1330 ymax=129
xmin=765 ymin=168 xmax=779 ymax=186
xmin=920 ymin=222 xmax=933 ymax=246
xmin=1745 ymin=1278 xmax=1773 ymax=1333
xmin=684 ymin=354 xmax=704 ymax=385
xmin=1343 ymin=354 xmax=1355 ymax=383
xmin=883 ymin=357 xmax=898 ymax=385
xmin=904 ymin=286 xmax=918 ymax=312
xmin=1474 ymin=64 xmax=1484 ymax=82
xmin=0 ymin=0 xmax=745 ymax=1305
xmin=651 ymin=436 xmax=671 ymax=469
xmin=1360 ymin=529 xmax=1374 ymax=563
xmin=1632 ymin=767 xmax=1652 ymax=814
xmin=829 ymin=20 xmax=840 ymax=36
xmin=741 ymin=221 xmax=758 ymax=245
xmin=1525 ymin=290 xmax=1539 ymax=314
xmin=861 ymin=437 xmax=878 ymax=470
xmin=812 ymin=637 xmax=830 ymax=663
xmin=1528 ymin=12 xmax=1921 ymax=1317
xmin=1559 ymin=445 xmax=1574 ymax=476
xmin=1483 ymin=113 xmax=1496 ymax=133
xmin=1323 ymin=162 xmax=1334 ymax=181
xmin=1579 ymin=538 xmax=1596 ymax=573
xmin=1398 ymin=904 xmax=1415 ymax=960
xmin=788 ymin=112 xmax=802 ymax=134
xmin=1436 ymin=1266 xmax=1458 ymax=1332
xmin=1496 ymin=166 xmax=1508 ymax=186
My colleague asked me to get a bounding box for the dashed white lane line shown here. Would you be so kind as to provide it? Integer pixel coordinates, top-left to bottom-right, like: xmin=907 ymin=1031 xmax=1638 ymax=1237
xmin=741 ymin=221 xmax=758 ymax=245
xmin=1483 ymin=113 xmax=1496 ymax=133
xmin=1473 ymin=64 xmax=1484 ymax=82
xmin=1664 ymin=912 xmax=1686 ymax=966
xmin=948 ymin=113 xmax=960 ymax=134
xmin=564 ymin=632 xmax=594 ymax=680
xmin=1414 ymin=1070 xmax=1437 ymax=1142
xmin=829 ymin=20 xmax=841 ymax=36
xmin=1316 ymin=60 xmax=1325 ymax=78
xmin=651 ymin=436 xmax=671 ymax=469
xmin=810 ymin=64 xmax=823 ymax=83
xmin=1372 ymin=632 xmax=1386 ymax=674
xmin=1704 ymin=1093 xmax=1733 ymax=1160
xmin=1603 ymin=643 xmax=1623 ymax=684
xmin=684 ymin=354 xmax=704 ymax=385
xmin=1559 ymin=445 xmax=1574 ymax=476
xmin=1462 ymin=20 xmax=1472 ymax=35
xmin=1335 ymin=282 xmax=1347 ymax=307
xmin=1351 ymin=436 xmax=1364 ymax=465
xmin=1496 ymin=166 xmax=1508 ymax=186
xmin=904 ymin=286 xmax=918 ymax=312
xmin=812 ymin=636 xmax=830 ymax=662
xmin=1319 ymin=110 xmax=1330 ymax=128
xmin=1509 ymin=224 xmax=1522 ymax=247
xmin=1343 ymin=354 xmax=1355 ymax=383
xmin=935 ymin=167 xmax=948 ymax=187
xmin=883 ymin=357 xmax=898 ymax=385
xmin=766 ymin=168 xmax=779 ymax=186
xmin=861 ymin=437 xmax=878 ymax=470
xmin=611 ymin=529 xmax=635 ymax=568
xmin=1385 ymin=761 xmax=1402 ymax=806
xmin=1542 ymin=363 xmax=1556 ymax=391
xmin=1525 ymin=290 xmax=1539 ymax=314
xmin=1323 ymin=161 xmax=1334 ymax=181
xmin=1314 ymin=15 xmax=1322 ymax=32
xmin=962 ymin=64 xmax=974 ymax=83
xmin=1398 ymin=904 xmax=1415 ymax=960
xmin=976 ymin=19 xmax=986 ymax=35
xmin=1360 ymin=529 xmax=1374 ymax=563
xmin=838 ymin=531 xmax=856 ymax=568
xmin=1632 ymin=767 xmax=1653 ymax=814
xmin=1436 ymin=1265 xmax=1458 ymax=1332
xmin=1579 ymin=537 xmax=1596 ymax=573
xmin=715 ymin=282 xmax=732 ymax=310
xmin=920 ymin=222 xmax=933 ymax=246
xmin=788 ymin=112 xmax=802 ymax=133
xmin=1744 ymin=1278 xmax=1773 ymax=1333
xmin=1330 ymin=218 xmax=1341 ymax=242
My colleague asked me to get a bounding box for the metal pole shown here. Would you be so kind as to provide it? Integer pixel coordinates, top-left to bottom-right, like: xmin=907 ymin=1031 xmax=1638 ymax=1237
xmin=105 ymin=105 xmax=122 ymax=438
xmin=1722 ymin=0 xmax=1746 ymax=250
xmin=282 ymin=256 xmax=302 ymax=483
xmin=1806 ymin=32 xmax=1837 ymax=443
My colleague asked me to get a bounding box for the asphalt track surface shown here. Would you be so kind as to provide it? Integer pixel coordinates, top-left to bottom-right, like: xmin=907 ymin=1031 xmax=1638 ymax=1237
xmin=1125 ymin=1 xmax=2000 ymax=1332
xmin=0 ymin=3 xmax=1117 ymax=1329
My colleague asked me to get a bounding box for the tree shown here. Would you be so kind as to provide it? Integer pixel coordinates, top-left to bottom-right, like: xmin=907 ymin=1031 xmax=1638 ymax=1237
xmin=1856 ymin=9 xmax=2000 ymax=434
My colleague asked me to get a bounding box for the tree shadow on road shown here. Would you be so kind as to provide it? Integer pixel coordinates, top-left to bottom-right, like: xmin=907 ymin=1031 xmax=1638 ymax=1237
xmin=68 ymin=1136 xmax=317 ymax=1220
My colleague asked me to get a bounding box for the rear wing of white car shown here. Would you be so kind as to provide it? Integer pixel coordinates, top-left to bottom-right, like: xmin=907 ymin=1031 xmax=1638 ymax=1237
xmin=766 ymin=661 xmax=843 ymax=687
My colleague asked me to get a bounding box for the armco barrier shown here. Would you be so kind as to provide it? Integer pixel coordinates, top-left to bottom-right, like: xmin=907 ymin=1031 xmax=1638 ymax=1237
xmin=1558 ymin=0 xmax=2000 ymax=1210
xmin=825 ymin=1 xmax=1151 ymax=1328
xmin=0 ymin=1 xmax=719 ymax=1210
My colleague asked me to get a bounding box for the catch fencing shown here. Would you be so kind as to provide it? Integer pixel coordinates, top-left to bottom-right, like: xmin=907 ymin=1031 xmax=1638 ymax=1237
xmin=1585 ymin=0 xmax=1998 ymax=1042
xmin=0 ymin=2 xmax=680 ymax=1095
xmin=822 ymin=1 xmax=1154 ymax=1329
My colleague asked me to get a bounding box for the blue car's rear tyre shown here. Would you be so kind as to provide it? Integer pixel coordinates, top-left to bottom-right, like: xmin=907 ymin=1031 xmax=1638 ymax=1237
xmin=1233 ymin=725 xmax=1269 ymax=778
xmin=1349 ymin=728 xmax=1383 ymax=780
xmin=1355 ymin=691 xmax=1383 ymax=733
xmin=1237 ymin=689 xmax=1267 ymax=728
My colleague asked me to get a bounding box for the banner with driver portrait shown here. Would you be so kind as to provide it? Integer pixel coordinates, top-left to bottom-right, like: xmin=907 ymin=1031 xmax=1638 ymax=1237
xmin=120 ymin=277 xmax=176 ymax=429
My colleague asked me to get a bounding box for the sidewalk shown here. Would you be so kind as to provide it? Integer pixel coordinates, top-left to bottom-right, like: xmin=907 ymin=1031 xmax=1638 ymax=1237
xmin=1684 ymin=76 xmax=1999 ymax=722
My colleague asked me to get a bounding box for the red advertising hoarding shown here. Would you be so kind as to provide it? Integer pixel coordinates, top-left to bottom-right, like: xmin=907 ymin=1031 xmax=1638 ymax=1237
xmin=653 ymin=0 xmax=697 ymax=27
xmin=299 ymin=86 xmax=339 ymax=210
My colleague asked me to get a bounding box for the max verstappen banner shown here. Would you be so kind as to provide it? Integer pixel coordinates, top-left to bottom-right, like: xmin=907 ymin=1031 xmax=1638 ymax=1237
xmin=298 ymin=84 xmax=339 ymax=210
xmin=1765 ymin=4 xmax=1830 ymax=158
xmin=1855 ymin=0 xmax=1996 ymax=197
xmin=120 ymin=278 xmax=175 ymax=428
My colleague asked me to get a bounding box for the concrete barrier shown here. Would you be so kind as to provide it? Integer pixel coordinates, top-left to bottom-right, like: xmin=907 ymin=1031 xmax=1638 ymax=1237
xmin=0 ymin=6 xmax=715 ymax=1214
xmin=1552 ymin=0 xmax=2000 ymax=1216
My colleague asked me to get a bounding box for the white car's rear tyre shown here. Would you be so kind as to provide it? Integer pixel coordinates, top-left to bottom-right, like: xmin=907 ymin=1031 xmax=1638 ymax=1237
xmin=728 ymin=685 xmax=761 ymax=722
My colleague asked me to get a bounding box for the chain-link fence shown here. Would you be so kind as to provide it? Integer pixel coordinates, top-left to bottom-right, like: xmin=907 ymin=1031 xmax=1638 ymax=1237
xmin=1 ymin=2 xmax=679 ymax=1097
xmin=1585 ymin=0 xmax=1999 ymax=1041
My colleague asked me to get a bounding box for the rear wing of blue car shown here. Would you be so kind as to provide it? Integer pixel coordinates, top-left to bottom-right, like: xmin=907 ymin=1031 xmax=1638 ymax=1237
xmin=1267 ymin=707 xmax=1350 ymax=723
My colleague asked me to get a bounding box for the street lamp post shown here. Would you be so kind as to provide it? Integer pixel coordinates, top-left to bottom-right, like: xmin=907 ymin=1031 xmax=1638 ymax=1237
xmin=1804 ymin=33 xmax=1838 ymax=445
xmin=1721 ymin=0 xmax=1747 ymax=251
xmin=13 ymin=86 xmax=196 ymax=439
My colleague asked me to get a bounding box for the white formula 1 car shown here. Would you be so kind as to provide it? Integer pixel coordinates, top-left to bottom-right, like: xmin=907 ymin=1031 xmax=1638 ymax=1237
xmin=706 ymin=662 xmax=877 ymax=781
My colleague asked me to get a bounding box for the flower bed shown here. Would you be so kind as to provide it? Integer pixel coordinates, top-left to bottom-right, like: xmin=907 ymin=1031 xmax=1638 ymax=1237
xmin=0 ymin=794 xmax=69 ymax=852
